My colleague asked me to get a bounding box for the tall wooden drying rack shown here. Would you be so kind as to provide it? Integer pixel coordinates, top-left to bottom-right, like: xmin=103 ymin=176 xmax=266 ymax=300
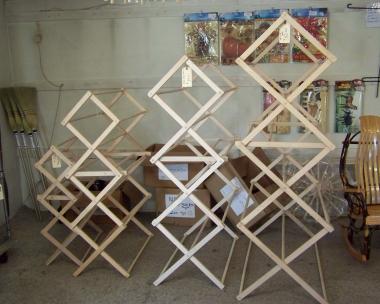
xmin=35 ymin=88 xmax=153 ymax=278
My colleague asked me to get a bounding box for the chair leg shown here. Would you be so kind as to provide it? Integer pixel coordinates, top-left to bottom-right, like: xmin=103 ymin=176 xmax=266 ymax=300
xmin=362 ymin=227 xmax=372 ymax=261
xmin=347 ymin=219 xmax=354 ymax=243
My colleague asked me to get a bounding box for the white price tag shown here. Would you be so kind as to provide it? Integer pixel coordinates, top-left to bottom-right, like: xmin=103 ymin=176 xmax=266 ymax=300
xmin=182 ymin=67 xmax=192 ymax=88
xmin=0 ymin=184 xmax=4 ymax=200
xmin=52 ymin=154 xmax=62 ymax=168
xmin=279 ymin=23 xmax=291 ymax=44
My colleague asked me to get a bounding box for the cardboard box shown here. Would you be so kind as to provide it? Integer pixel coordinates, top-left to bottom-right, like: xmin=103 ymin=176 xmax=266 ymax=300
xmin=65 ymin=183 xmax=124 ymax=225
xmin=121 ymin=180 xmax=144 ymax=210
xmin=143 ymin=144 xmax=205 ymax=188
xmin=155 ymin=188 xmax=211 ymax=226
xmin=204 ymin=149 xmax=289 ymax=228
xmin=231 ymin=148 xmax=280 ymax=193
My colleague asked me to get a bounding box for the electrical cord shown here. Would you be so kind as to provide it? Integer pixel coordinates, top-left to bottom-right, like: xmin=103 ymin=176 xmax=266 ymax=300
xmin=34 ymin=22 xmax=64 ymax=146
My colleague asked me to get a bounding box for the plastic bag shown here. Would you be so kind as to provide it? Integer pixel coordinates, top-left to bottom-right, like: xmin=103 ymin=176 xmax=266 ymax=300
xmin=184 ymin=12 xmax=219 ymax=65
xmin=254 ymin=9 xmax=289 ymax=63
xmin=291 ymin=8 xmax=328 ymax=63
xmin=263 ymin=80 xmax=292 ymax=134
xmin=335 ymin=80 xmax=364 ymax=133
xmin=219 ymin=12 xmax=254 ymax=65
xmin=299 ymin=79 xmax=329 ymax=133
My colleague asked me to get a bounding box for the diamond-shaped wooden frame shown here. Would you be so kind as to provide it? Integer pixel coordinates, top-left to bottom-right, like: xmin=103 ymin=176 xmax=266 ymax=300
xmin=235 ymin=12 xmax=336 ymax=304
xmin=36 ymin=89 xmax=153 ymax=278
xmin=148 ymin=56 xmax=240 ymax=289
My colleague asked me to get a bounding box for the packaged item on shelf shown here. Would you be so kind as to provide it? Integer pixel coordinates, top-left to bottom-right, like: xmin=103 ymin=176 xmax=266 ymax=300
xmin=254 ymin=9 xmax=289 ymax=63
xmin=219 ymin=12 xmax=254 ymax=65
xmin=263 ymin=80 xmax=292 ymax=134
xmin=184 ymin=12 xmax=219 ymax=65
xmin=291 ymin=8 xmax=328 ymax=63
xmin=299 ymin=79 xmax=329 ymax=133
xmin=335 ymin=79 xmax=364 ymax=133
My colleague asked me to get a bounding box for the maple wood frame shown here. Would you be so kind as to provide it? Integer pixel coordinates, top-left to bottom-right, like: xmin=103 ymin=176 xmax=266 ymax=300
xmin=35 ymin=89 xmax=153 ymax=278
xmin=148 ymin=56 xmax=240 ymax=289
xmin=235 ymin=12 xmax=336 ymax=304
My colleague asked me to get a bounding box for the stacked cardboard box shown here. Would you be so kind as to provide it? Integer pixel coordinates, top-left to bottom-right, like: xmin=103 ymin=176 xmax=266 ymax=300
xmin=143 ymin=144 xmax=211 ymax=227
xmin=204 ymin=148 xmax=290 ymax=229
xmin=65 ymin=182 xmax=124 ymax=225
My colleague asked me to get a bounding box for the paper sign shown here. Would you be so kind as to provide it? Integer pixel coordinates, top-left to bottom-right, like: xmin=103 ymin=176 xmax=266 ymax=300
xmin=279 ymin=23 xmax=291 ymax=44
xmin=158 ymin=164 xmax=189 ymax=181
xmin=182 ymin=67 xmax=193 ymax=88
xmin=0 ymin=184 xmax=4 ymax=200
xmin=165 ymin=194 xmax=195 ymax=218
xmin=220 ymin=177 xmax=255 ymax=216
xmin=52 ymin=154 xmax=62 ymax=169
xmin=367 ymin=2 xmax=380 ymax=27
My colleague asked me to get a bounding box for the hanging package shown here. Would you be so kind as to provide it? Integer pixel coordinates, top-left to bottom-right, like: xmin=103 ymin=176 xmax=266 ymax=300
xmin=254 ymin=9 xmax=290 ymax=63
xmin=291 ymin=8 xmax=328 ymax=63
xmin=299 ymin=79 xmax=329 ymax=133
xmin=184 ymin=12 xmax=219 ymax=65
xmin=219 ymin=12 xmax=254 ymax=65
xmin=263 ymin=80 xmax=292 ymax=134
xmin=335 ymin=79 xmax=364 ymax=133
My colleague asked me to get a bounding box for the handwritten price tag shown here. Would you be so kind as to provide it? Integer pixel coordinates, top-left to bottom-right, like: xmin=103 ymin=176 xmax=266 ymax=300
xmin=52 ymin=154 xmax=62 ymax=168
xmin=279 ymin=23 xmax=291 ymax=44
xmin=182 ymin=67 xmax=193 ymax=88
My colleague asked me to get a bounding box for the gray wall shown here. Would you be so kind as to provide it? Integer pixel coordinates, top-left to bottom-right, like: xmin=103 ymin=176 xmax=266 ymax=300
xmin=0 ymin=0 xmax=22 ymax=225
xmin=4 ymin=0 xmax=380 ymax=211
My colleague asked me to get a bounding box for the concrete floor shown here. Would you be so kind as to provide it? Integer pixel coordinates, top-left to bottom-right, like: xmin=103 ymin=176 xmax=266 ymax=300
xmin=0 ymin=207 xmax=379 ymax=304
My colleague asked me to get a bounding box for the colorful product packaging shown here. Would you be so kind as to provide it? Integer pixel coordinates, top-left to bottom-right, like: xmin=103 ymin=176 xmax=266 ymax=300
xmin=263 ymin=80 xmax=292 ymax=134
xmin=335 ymin=80 xmax=364 ymax=133
xmin=291 ymin=8 xmax=328 ymax=63
xmin=254 ymin=9 xmax=290 ymax=63
xmin=184 ymin=12 xmax=219 ymax=65
xmin=219 ymin=12 xmax=254 ymax=65
xmin=299 ymin=79 xmax=329 ymax=133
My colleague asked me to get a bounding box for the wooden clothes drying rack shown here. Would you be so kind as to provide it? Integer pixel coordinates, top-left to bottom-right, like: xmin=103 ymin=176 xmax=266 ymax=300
xmin=148 ymin=57 xmax=241 ymax=289
xmin=234 ymin=12 xmax=336 ymax=303
xmin=35 ymin=89 xmax=153 ymax=278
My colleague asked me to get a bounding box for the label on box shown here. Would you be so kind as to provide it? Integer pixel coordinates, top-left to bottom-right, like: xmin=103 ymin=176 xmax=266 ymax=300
xmin=158 ymin=164 xmax=189 ymax=181
xmin=220 ymin=177 xmax=255 ymax=216
xmin=52 ymin=154 xmax=62 ymax=168
xmin=0 ymin=184 xmax=4 ymax=200
xmin=165 ymin=194 xmax=195 ymax=218
xmin=279 ymin=23 xmax=291 ymax=44
xmin=182 ymin=67 xmax=193 ymax=88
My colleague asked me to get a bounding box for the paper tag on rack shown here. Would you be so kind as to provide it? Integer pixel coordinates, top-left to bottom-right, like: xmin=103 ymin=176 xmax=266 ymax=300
xmin=0 ymin=184 xmax=4 ymax=200
xmin=279 ymin=23 xmax=291 ymax=44
xmin=52 ymin=154 xmax=62 ymax=168
xmin=182 ymin=67 xmax=192 ymax=88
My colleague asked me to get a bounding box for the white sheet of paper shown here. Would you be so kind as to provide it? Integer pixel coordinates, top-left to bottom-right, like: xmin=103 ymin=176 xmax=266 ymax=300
xmin=158 ymin=163 xmax=189 ymax=181
xmin=220 ymin=177 xmax=255 ymax=216
xmin=165 ymin=194 xmax=195 ymax=218
xmin=366 ymin=2 xmax=380 ymax=27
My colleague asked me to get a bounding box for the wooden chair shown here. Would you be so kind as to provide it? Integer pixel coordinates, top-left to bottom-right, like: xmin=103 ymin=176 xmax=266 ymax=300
xmin=340 ymin=115 xmax=380 ymax=262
